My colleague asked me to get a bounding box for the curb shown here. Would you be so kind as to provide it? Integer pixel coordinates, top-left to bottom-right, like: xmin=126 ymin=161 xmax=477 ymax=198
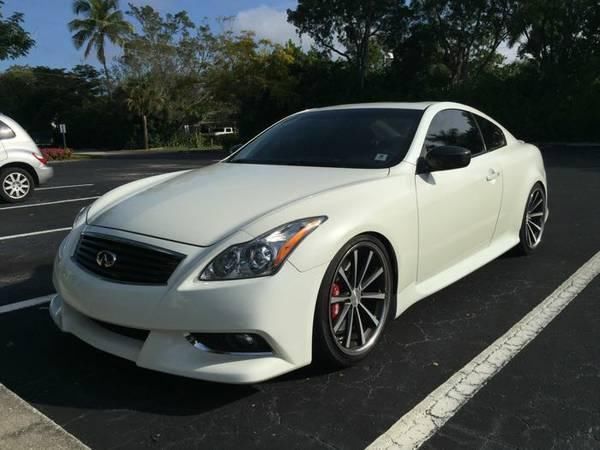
xmin=0 ymin=384 xmax=89 ymax=449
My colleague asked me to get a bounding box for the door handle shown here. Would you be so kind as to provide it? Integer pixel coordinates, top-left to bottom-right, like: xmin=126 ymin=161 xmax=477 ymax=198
xmin=486 ymin=169 xmax=501 ymax=181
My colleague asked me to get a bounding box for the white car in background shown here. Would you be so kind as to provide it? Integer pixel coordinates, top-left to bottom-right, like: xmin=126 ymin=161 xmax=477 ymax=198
xmin=0 ymin=114 xmax=54 ymax=202
xmin=214 ymin=126 xmax=235 ymax=136
xmin=50 ymin=102 xmax=548 ymax=383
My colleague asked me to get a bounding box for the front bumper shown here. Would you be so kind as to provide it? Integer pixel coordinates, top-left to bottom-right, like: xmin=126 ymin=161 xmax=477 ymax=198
xmin=51 ymin=226 xmax=327 ymax=384
xmin=50 ymin=295 xmax=300 ymax=383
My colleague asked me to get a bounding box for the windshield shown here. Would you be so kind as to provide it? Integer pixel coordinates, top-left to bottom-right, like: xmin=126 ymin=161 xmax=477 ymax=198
xmin=229 ymin=108 xmax=423 ymax=168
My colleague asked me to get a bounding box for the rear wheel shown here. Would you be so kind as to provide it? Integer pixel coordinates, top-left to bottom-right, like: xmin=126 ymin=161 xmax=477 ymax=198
xmin=0 ymin=168 xmax=34 ymax=203
xmin=515 ymin=183 xmax=547 ymax=255
xmin=313 ymin=235 xmax=395 ymax=367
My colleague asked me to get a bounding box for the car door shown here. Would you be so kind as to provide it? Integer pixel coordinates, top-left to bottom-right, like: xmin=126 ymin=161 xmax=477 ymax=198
xmin=415 ymin=109 xmax=503 ymax=282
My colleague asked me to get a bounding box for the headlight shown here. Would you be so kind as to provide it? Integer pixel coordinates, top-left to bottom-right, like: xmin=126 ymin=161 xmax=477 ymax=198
xmin=200 ymin=216 xmax=327 ymax=281
xmin=73 ymin=205 xmax=90 ymax=228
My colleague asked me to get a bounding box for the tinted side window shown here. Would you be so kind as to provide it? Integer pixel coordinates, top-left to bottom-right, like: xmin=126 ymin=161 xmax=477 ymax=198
xmin=0 ymin=121 xmax=16 ymax=140
xmin=476 ymin=115 xmax=507 ymax=151
xmin=424 ymin=110 xmax=485 ymax=156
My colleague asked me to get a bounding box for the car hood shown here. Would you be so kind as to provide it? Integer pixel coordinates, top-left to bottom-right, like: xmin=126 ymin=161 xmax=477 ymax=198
xmin=90 ymin=162 xmax=388 ymax=246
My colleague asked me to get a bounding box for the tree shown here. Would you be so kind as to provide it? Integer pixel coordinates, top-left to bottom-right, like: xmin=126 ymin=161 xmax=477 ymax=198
xmin=124 ymin=76 xmax=166 ymax=149
xmin=119 ymin=5 xmax=215 ymax=147
xmin=287 ymin=0 xmax=401 ymax=90
xmin=0 ymin=65 xmax=133 ymax=148
xmin=68 ymin=0 xmax=133 ymax=93
xmin=0 ymin=0 xmax=35 ymax=60
xmin=409 ymin=0 xmax=516 ymax=86
xmin=508 ymin=0 xmax=600 ymax=74
xmin=204 ymin=30 xmax=303 ymax=137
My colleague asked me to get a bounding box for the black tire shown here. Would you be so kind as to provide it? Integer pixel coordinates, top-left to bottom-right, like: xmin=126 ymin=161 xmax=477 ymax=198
xmin=515 ymin=183 xmax=547 ymax=255
xmin=313 ymin=234 xmax=396 ymax=367
xmin=0 ymin=167 xmax=34 ymax=203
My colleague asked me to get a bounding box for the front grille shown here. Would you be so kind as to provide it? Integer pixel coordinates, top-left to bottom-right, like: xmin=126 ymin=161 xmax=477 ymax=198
xmin=92 ymin=318 xmax=150 ymax=341
xmin=74 ymin=232 xmax=185 ymax=285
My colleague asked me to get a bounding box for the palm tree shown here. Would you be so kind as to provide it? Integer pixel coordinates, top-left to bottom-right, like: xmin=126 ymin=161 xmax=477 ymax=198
xmin=68 ymin=0 xmax=132 ymax=93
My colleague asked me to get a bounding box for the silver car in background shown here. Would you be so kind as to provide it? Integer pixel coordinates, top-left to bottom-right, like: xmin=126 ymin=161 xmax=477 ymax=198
xmin=0 ymin=113 xmax=54 ymax=202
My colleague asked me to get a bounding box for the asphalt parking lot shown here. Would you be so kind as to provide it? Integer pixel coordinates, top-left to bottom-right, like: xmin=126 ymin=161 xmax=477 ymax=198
xmin=1 ymin=146 xmax=599 ymax=449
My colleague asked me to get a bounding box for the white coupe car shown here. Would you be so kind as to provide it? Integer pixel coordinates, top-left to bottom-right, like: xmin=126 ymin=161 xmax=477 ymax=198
xmin=51 ymin=102 xmax=548 ymax=383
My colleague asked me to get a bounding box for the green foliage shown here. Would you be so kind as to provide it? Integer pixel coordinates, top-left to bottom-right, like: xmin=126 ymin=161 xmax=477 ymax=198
xmin=167 ymin=131 xmax=211 ymax=150
xmin=409 ymin=0 xmax=516 ymax=85
xmin=288 ymin=0 xmax=403 ymax=89
xmin=0 ymin=0 xmax=35 ymax=60
xmin=2 ymin=0 xmax=600 ymax=148
xmin=119 ymin=5 xmax=215 ymax=147
xmin=0 ymin=65 xmax=134 ymax=148
xmin=204 ymin=29 xmax=304 ymax=138
xmin=509 ymin=0 xmax=600 ymax=70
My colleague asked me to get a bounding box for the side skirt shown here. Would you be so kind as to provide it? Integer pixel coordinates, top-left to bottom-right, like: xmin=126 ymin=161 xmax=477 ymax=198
xmin=393 ymin=234 xmax=519 ymax=319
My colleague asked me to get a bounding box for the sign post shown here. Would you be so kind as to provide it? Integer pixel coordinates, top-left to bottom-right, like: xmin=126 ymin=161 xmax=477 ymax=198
xmin=59 ymin=123 xmax=67 ymax=149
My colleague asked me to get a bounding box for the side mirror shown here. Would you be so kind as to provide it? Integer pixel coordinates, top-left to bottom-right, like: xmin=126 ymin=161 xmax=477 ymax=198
xmin=417 ymin=145 xmax=471 ymax=173
xmin=228 ymin=143 xmax=243 ymax=155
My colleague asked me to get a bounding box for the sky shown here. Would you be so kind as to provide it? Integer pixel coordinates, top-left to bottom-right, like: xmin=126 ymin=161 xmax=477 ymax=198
xmin=0 ymin=0 xmax=517 ymax=71
xmin=0 ymin=0 xmax=309 ymax=70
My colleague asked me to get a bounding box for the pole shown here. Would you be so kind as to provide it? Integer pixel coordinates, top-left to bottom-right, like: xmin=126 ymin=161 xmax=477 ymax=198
xmin=59 ymin=124 xmax=67 ymax=149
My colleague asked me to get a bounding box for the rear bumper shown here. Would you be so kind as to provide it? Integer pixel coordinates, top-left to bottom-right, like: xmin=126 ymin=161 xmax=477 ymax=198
xmin=35 ymin=164 xmax=53 ymax=185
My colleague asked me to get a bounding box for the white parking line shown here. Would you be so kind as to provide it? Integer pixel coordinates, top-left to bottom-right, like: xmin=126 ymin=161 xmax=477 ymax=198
xmin=37 ymin=183 xmax=94 ymax=191
xmin=0 ymin=196 xmax=99 ymax=210
xmin=0 ymin=294 xmax=55 ymax=315
xmin=0 ymin=227 xmax=72 ymax=241
xmin=368 ymin=250 xmax=600 ymax=450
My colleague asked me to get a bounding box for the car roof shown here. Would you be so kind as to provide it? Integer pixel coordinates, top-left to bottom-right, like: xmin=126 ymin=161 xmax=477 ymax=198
xmin=307 ymin=102 xmax=440 ymax=112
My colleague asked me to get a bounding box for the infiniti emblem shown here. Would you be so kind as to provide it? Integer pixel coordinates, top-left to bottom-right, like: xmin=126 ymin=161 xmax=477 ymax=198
xmin=96 ymin=250 xmax=117 ymax=268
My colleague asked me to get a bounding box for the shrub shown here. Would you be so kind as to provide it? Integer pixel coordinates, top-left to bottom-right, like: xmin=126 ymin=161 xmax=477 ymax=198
xmin=40 ymin=147 xmax=73 ymax=160
xmin=216 ymin=134 xmax=242 ymax=152
xmin=167 ymin=131 xmax=208 ymax=149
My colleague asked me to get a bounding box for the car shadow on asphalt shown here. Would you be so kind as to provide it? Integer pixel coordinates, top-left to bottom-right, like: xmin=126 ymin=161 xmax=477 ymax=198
xmin=0 ymin=264 xmax=54 ymax=306
xmin=0 ymin=306 xmax=258 ymax=420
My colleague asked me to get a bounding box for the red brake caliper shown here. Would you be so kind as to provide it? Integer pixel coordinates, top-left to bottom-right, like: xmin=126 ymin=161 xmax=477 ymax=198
xmin=330 ymin=282 xmax=342 ymax=320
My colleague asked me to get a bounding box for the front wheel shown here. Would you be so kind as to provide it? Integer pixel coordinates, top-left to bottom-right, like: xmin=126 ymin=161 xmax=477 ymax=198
xmin=515 ymin=183 xmax=547 ymax=255
xmin=313 ymin=235 xmax=395 ymax=367
xmin=0 ymin=168 xmax=34 ymax=203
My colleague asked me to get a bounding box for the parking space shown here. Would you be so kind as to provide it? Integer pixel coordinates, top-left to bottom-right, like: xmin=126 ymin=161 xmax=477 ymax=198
xmin=0 ymin=146 xmax=599 ymax=449
xmin=426 ymin=277 xmax=600 ymax=449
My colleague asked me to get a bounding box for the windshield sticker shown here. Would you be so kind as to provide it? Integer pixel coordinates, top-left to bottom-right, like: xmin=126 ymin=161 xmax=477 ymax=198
xmin=374 ymin=153 xmax=389 ymax=162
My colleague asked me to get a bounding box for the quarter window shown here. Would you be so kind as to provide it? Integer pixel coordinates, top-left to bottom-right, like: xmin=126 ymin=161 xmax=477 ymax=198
xmin=424 ymin=110 xmax=485 ymax=156
xmin=475 ymin=115 xmax=507 ymax=151
xmin=0 ymin=121 xmax=15 ymax=140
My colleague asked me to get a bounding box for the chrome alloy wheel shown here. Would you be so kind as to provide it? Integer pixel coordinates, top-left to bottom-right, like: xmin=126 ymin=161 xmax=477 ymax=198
xmin=328 ymin=242 xmax=391 ymax=355
xmin=2 ymin=172 xmax=31 ymax=200
xmin=524 ymin=187 xmax=546 ymax=249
